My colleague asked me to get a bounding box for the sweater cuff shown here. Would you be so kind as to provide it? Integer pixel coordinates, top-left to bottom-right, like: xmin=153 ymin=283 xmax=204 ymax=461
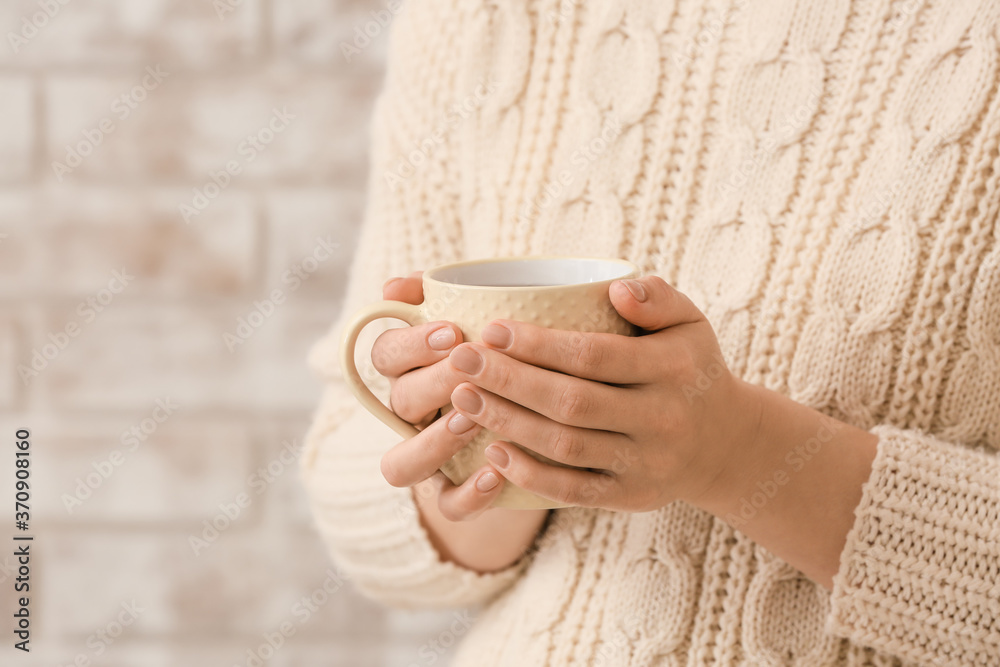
xmin=827 ymin=424 xmax=1000 ymax=666
xmin=301 ymin=386 xmax=529 ymax=610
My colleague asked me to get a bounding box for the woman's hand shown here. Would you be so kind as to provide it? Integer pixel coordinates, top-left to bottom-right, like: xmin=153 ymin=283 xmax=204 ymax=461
xmin=445 ymin=276 xmax=765 ymax=512
xmin=371 ymin=273 xmax=550 ymax=575
xmin=372 ymin=272 xmax=548 ymax=572
xmin=446 ymin=274 xmax=880 ymax=587
xmin=372 ymin=272 xmax=507 ymax=520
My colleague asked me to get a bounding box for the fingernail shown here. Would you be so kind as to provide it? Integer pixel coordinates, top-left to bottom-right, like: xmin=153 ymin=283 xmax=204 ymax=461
xmin=447 ymin=411 xmax=475 ymax=434
xmin=450 ymin=345 xmax=484 ymax=375
xmin=383 ymin=277 xmax=402 ymax=290
xmin=452 ymin=386 xmax=484 ymax=415
xmin=476 ymin=471 xmax=499 ymax=492
xmin=481 ymin=323 xmax=512 ymax=349
xmin=485 ymin=444 xmax=509 ymax=469
xmin=428 ymin=326 xmax=456 ymax=350
xmin=622 ymin=279 xmax=647 ymax=302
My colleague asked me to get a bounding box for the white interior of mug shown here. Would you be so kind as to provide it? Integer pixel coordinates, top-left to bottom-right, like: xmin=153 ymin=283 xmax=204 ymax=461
xmin=430 ymin=258 xmax=633 ymax=287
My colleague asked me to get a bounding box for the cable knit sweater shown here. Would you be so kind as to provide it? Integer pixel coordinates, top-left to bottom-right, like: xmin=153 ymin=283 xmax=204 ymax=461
xmin=302 ymin=1 xmax=1000 ymax=665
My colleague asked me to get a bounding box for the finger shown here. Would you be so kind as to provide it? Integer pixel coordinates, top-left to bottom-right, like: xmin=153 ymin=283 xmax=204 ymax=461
xmin=479 ymin=320 xmax=654 ymax=384
xmin=483 ymin=441 xmax=620 ymax=509
xmin=450 ymin=382 xmax=626 ymax=469
xmin=390 ymin=357 xmax=465 ymax=424
xmin=436 ymin=466 xmax=506 ymax=521
xmin=372 ymin=320 xmax=463 ymax=378
xmin=609 ymin=276 xmax=704 ymax=331
xmin=380 ymin=410 xmax=482 ymax=488
xmin=448 ymin=343 xmax=636 ymax=431
xmin=382 ymin=271 xmax=424 ymax=304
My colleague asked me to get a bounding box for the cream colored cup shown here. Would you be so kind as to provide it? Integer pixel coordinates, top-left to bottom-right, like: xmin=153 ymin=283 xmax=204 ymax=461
xmin=340 ymin=256 xmax=638 ymax=509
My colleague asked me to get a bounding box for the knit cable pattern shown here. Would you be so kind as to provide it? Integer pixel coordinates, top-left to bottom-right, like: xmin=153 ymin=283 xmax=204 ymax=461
xmin=303 ymin=1 xmax=1000 ymax=664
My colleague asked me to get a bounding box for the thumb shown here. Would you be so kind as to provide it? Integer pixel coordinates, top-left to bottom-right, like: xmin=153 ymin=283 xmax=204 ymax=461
xmin=610 ymin=276 xmax=704 ymax=331
xmin=382 ymin=270 xmax=424 ymax=304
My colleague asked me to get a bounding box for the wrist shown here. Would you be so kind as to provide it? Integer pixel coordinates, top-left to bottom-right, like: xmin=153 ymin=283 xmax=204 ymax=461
xmin=687 ymin=380 xmax=787 ymax=518
xmin=412 ymin=479 xmax=551 ymax=573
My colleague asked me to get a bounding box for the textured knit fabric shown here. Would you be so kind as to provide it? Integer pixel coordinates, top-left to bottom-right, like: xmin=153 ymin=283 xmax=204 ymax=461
xmin=301 ymin=1 xmax=1000 ymax=665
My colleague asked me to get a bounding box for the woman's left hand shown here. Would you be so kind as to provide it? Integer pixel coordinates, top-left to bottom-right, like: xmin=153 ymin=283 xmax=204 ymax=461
xmin=446 ymin=276 xmax=765 ymax=512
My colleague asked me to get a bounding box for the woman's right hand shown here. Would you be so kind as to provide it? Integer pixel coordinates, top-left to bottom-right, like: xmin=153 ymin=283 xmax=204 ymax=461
xmin=372 ymin=271 xmax=507 ymax=521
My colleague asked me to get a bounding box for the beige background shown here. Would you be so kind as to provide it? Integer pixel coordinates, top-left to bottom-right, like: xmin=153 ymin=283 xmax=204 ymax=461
xmin=0 ymin=1 xmax=461 ymax=665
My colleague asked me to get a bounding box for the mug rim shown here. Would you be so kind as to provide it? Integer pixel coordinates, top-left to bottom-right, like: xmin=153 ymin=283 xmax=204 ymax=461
xmin=423 ymin=255 xmax=638 ymax=290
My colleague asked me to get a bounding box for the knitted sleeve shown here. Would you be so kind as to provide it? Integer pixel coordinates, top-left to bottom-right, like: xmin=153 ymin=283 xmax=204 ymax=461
xmin=828 ymin=425 xmax=1000 ymax=666
xmin=298 ymin=0 xmax=529 ymax=609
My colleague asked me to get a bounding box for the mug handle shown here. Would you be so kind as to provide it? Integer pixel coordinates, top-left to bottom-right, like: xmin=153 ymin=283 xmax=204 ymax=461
xmin=339 ymin=301 xmax=426 ymax=439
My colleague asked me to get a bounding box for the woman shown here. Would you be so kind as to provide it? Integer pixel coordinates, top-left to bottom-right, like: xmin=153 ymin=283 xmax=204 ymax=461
xmin=302 ymin=1 xmax=1000 ymax=664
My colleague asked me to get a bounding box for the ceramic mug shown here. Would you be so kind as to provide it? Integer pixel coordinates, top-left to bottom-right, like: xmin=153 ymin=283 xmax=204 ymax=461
xmin=340 ymin=256 xmax=639 ymax=509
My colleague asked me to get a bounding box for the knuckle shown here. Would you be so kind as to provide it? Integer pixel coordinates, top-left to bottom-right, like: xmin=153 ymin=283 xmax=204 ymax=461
xmin=651 ymin=277 xmax=673 ymax=303
xmin=550 ymin=428 xmax=583 ymax=464
xmin=485 ymin=401 xmax=513 ymax=436
xmin=489 ymin=356 xmax=515 ymax=393
xmin=507 ymin=463 xmax=534 ymax=492
xmin=570 ymin=334 xmax=604 ymax=374
xmin=556 ymin=385 xmax=590 ymax=422
xmin=551 ymin=482 xmax=579 ymax=506
xmin=436 ymin=358 xmax=464 ymax=395
xmin=649 ymin=275 xmax=670 ymax=297
xmin=390 ymin=383 xmax=418 ymax=423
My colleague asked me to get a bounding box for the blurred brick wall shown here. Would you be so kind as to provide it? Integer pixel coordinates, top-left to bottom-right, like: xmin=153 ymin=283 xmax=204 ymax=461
xmin=0 ymin=1 xmax=460 ymax=665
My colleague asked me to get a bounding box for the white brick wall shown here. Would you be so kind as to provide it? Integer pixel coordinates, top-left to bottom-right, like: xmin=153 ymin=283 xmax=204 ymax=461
xmin=0 ymin=320 xmax=17 ymax=409
xmin=0 ymin=188 xmax=258 ymax=297
xmin=1 ymin=1 xmax=460 ymax=665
